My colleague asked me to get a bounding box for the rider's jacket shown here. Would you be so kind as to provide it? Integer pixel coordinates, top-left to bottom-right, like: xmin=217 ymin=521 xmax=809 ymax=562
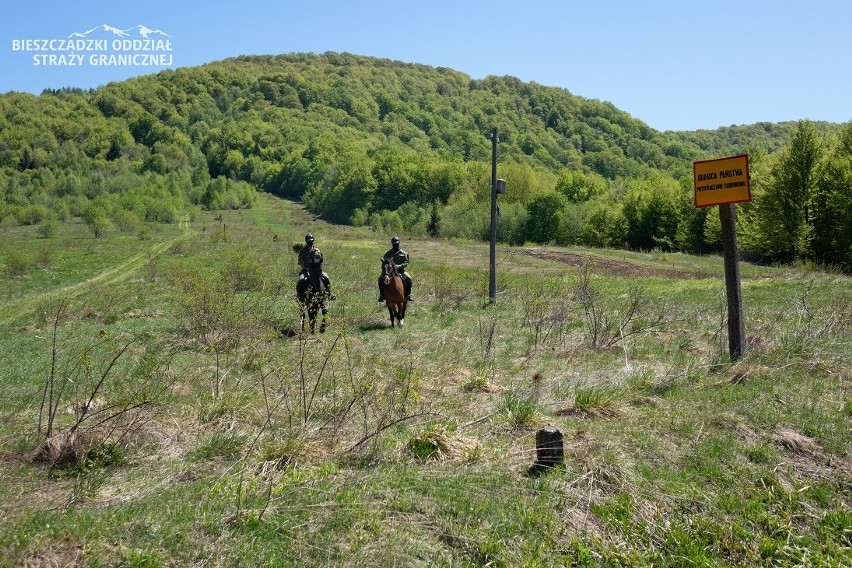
xmin=299 ymin=245 xmax=324 ymax=269
xmin=382 ymin=248 xmax=409 ymax=271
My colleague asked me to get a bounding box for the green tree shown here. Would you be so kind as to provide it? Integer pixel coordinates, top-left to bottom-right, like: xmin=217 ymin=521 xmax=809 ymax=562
xmin=37 ymin=214 xmax=59 ymax=238
xmin=525 ymin=191 xmax=567 ymax=244
xmin=621 ymin=173 xmax=683 ymax=250
xmin=303 ymin=146 xmax=376 ymax=224
xmin=810 ymin=124 xmax=852 ymax=269
xmin=85 ymin=205 xmax=114 ymax=238
xmin=371 ymin=145 xmax=418 ymax=210
xmin=751 ymin=121 xmax=822 ymax=262
xmin=555 ymin=169 xmax=607 ymax=203
xmin=581 ymin=198 xmax=627 ymax=248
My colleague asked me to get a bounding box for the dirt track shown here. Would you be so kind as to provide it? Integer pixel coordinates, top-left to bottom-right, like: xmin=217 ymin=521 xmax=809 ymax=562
xmin=515 ymin=248 xmax=712 ymax=280
xmin=0 ymin=217 xmax=194 ymax=325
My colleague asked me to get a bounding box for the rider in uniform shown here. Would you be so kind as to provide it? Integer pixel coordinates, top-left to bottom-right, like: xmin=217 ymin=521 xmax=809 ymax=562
xmin=298 ymin=233 xmax=334 ymax=299
xmin=378 ymin=236 xmax=413 ymax=302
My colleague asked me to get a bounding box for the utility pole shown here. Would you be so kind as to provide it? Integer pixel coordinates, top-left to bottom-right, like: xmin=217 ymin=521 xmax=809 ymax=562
xmin=489 ymin=128 xmax=498 ymax=303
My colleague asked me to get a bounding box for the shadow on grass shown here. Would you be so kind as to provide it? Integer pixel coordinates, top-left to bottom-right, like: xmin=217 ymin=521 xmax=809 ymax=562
xmin=358 ymin=322 xmax=391 ymax=332
xmin=277 ymin=326 xmax=298 ymax=338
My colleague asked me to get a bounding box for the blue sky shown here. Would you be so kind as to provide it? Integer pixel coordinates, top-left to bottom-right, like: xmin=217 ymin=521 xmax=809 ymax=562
xmin=2 ymin=0 xmax=850 ymax=132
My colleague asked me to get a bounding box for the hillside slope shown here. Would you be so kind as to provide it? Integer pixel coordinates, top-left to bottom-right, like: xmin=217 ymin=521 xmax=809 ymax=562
xmin=2 ymin=52 xmax=849 ymax=266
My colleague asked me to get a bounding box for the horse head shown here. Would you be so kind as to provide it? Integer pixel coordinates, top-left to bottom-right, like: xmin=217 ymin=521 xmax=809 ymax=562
xmin=382 ymin=257 xmax=399 ymax=285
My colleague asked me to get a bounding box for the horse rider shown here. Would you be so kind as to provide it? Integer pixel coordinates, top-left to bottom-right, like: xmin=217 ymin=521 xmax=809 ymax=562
xmin=378 ymin=236 xmax=413 ymax=302
xmin=298 ymin=233 xmax=334 ymax=299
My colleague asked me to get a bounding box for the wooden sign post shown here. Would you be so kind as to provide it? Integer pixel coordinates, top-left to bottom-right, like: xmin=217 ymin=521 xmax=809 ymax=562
xmin=693 ymin=154 xmax=751 ymax=360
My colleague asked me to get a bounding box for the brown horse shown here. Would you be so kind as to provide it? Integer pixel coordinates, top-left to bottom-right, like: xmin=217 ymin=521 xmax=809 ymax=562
xmin=382 ymin=257 xmax=407 ymax=327
xmin=296 ymin=264 xmax=328 ymax=333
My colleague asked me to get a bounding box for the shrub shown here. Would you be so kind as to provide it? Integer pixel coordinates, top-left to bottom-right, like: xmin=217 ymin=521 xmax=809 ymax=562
xmin=221 ymin=250 xmax=266 ymax=292
xmin=17 ymin=204 xmax=52 ymax=226
xmin=37 ymin=216 xmax=60 ymax=238
xmin=525 ymin=191 xmax=568 ymax=244
xmin=5 ymin=251 xmax=31 ymax=277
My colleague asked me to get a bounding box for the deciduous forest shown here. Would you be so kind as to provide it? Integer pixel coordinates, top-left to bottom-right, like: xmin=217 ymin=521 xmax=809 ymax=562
xmin=2 ymin=52 xmax=850 ymax=269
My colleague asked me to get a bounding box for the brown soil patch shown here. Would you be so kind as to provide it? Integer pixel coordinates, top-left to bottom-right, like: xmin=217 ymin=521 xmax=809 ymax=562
xmin=515 ymin=248 xmax=711 ymax=280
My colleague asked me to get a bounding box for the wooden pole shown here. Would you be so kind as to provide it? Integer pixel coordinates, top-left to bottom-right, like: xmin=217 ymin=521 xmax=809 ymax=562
xmin=719 ymin=203 xmax=746 ymax=360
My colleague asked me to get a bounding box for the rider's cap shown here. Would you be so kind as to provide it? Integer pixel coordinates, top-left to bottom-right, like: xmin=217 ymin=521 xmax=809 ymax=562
xmin=305 ymin=233 xmax=315 ymax=244
xmin=391 ymin=236 xmax=400 ymax=244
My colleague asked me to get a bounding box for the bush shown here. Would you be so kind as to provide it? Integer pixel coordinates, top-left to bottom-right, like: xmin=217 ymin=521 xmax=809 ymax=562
xmin=581 ymin=199 xmax=627 ymax=248
xmin=88 ymin=214 xmax=114 ymax=238
xmin=496 ymin=202 xmax=528 ymax=246
xmin=350 ymin=207 xmax=370 ymax=227
xmin=37 ymin=216 xmax=60 ymax=238
xmin=113 ymin=209 xmax=143 ymax=233
xmin=438 ymin=201 xmax=488 ymax=240
xmin=34 ymin=247 xmax=55 ymax=269
xmin=221 ymin=250 xmax=266 ymax=292
xmin=525 ymin=191 xmax=568 ymax=244
xmin=17 ymin=204 xmax=52 ymax=226
xmin=369 ymin=209 xmax=404 ymax=235
xmin=5 ymin=251 xmax=31 ymax=277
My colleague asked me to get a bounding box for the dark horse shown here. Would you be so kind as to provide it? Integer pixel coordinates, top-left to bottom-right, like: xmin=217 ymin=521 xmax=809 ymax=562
xmin=382 ymin=257 xmax=407 ymax=327
xmin=296 ymin=264 xmax=328 ymax=333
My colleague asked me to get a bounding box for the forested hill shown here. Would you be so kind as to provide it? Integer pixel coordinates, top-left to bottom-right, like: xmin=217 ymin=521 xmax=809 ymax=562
xmin=2 ymin=52 xmax=850 ymax=269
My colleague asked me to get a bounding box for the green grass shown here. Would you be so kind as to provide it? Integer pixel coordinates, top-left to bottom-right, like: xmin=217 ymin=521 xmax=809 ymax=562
xmin=1 ymin=194 xmax=849 ymax=566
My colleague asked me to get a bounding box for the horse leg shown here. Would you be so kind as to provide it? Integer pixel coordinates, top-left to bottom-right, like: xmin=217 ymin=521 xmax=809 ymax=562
xmin=319 ymin=306 xmax=328 ymax=333
xmin=388 ymin=306 xmax=395 ymax=327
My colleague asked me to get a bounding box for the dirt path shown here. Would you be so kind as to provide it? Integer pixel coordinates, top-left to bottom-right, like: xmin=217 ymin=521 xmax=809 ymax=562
xmin=514 ymin=248 xmax=713 ymax=279
xmin=0 ymin=217 xmax=193 ymax=324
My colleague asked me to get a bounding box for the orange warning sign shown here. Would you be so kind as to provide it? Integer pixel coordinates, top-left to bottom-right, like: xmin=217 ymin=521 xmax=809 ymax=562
xmin=693 ymin=154 xmax=751 ymax=208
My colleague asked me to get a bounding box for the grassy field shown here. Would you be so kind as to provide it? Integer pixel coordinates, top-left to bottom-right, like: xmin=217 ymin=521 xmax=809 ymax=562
xmin=1 ymin=194 xmax=849 ymax=567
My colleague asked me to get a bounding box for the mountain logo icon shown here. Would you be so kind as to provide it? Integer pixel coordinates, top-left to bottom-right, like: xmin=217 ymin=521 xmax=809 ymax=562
xmin=68 ymin=24 xmax=170 ymax=39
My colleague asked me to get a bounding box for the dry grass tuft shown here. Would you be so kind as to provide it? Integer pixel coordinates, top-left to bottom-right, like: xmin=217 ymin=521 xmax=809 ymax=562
xmin=63 ymin=397 xmax=106 ymax=416
xmin=772 ymin=429 xmax=822 ymax=457
xmin=20 ymin=543 xmax=85 ymax=568
xmin=121 ymin=412 xmax=186 ymax=459
xmin=407 ymin=425 xmax=480 ymax=462
xmin=555 ymin=386 xmax=627 ymax=419
xmin=555 ymin=404 xmax=626 ymax=419
xmin=259 ymin=436 xmax=331 ymax=476
xmin=770 ymin=428 xmax=852 ymax=485
xmin=568 ymin=437 xmax=631 ymax=495
xmin=30 ymin=430 xmax=92 ymax=466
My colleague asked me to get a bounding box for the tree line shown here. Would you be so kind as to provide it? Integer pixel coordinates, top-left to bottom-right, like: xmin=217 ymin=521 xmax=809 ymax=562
xmin=1 ymin=52 xmax=849 ymax=270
